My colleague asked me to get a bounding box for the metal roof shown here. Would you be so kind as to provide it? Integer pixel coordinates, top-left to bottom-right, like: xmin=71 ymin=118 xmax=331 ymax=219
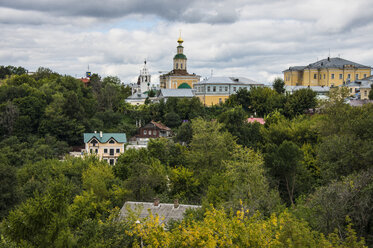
xmin=126 ymin=92 xmax=148 ymax=100
xmin=159 ymin=89 xmax=195 ymax=98
xmin=284 ymin=57 xmax=371 ymax=72
xmin=195 ymin=76 xmax=259 ymax=85
xmin=285 ymin=85 xmax=330 ymax=92
xmin=83 ymin=133 xmax=127 ymax=143
xmin=120 ymin=201 xmax=201 ymax=224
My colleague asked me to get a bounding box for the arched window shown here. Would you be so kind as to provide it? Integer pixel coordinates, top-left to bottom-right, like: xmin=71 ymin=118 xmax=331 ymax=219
xmin=181 ymin=63 xmax=183 ymax=69
xmin=176 ymin=63 xmax=178 ymax=69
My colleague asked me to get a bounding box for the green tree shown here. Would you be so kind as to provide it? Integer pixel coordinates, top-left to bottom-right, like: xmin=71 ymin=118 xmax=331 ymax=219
xmin=265 ymin=140 xmax=304 ymax=205
xmin=284 ymin=88 xmax=317 ymax=118
xmin=273 ymin=77 xmax=285 ymax=94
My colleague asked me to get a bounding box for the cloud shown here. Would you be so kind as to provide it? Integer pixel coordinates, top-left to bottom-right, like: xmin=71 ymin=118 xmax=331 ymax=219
xmin=0 ymin=0 xmax=373 ymax=84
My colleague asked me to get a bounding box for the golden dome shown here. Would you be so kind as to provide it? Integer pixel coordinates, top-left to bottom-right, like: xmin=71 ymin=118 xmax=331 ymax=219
xmin=177 ymin=36 xmax=184 ymax=43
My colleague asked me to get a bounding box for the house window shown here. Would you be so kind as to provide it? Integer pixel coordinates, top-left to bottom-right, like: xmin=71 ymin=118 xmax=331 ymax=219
xmin=219 ymin=86 xmax=222 ymax=92
xmin=233 ymin=87 xmax=237 ymax=92
xmin=116 ymin=148 xmax=120 ymax=153
xmin=348 ymin=74 xmax=351 ymax=79
xmin=104 ymin=149 xmax=108 ymax=153
xmin=90 ymin=149 xmax=92 ymax=154
xmin=314 ymin=74 xmax=317 ymax=79
xmin=110 ymin=149 xmax=114 ymax=156
xmin=356 ymin=74 xmax=358 ymax=80
xmin=176 ymin=63 xmax=178 ymax=69
xmin=225 ymin=86 xmax=228 ymax=91
xmin=109 ymin=139 xmax=115 ymax=144
xmin=331 ymin=74 xmax=334 ymax=79
xmin=207 ymin=86 xmax=210 ymax=92
xmin=91 ymin=139 xmax=97 ymax=146
xmin=339 ymin=74 xmax=342 ymax=79
xmin=109 ymin=159 xmax=114 ymax=165
xmin=213 ymin=86 xmax=216 ymax=92
xmin=323 ymin=74 xmax=325 ymax=79
xmin=144 ymin=130 xmax=147 ymax=135
xmin=153 ymin=131 xmax=157 ymax=136
xmin=364 ymin=74 xmax=367 ymax=78
xmin=181 ymin=63 xmax=183 ymax=69
xmin=364 ymin=90 xmax=367 ymax=96
xmin=350 ymin=88 xmax=352 ymax=93
xmin=95 ymin=149 xmax=98 ymax=153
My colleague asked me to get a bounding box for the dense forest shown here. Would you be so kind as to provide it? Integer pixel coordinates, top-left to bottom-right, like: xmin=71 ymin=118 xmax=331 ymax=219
xmin=0 ymin=66 xmax=372 ymax=247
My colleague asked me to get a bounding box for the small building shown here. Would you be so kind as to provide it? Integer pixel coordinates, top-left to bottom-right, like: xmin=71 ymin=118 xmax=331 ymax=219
xmin=138 ymin=121 xmax=172 ymax=138
xmin=194 ymin=76 xmax=262 ymax=106
xmin=120 ymin=200 xmax=201 ymax=225
xmin=84 ymin=131 xmax=127 ymax=165
xmin=157 ymin=88 xmax=195 ymax=101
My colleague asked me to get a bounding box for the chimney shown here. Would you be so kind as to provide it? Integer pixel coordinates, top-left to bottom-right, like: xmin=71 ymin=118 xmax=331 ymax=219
xmin=153 ymin=198 xmax=160 ymax=207
xmin=174 ymin=199 xmax=179 ymax=208
xmin=99 ymin=131 xmax=103 ymax=138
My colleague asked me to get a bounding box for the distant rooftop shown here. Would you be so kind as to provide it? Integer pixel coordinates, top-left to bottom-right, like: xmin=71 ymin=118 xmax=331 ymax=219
xmin=83 ymin=133 xmax=127 ymax=143
xmin=284 ymin=57 xmax=371 ymax=72
xmin=158 ymin=88 xmax=195 ymax=98
xmin=120 ymin=201 xmax=201 ymax=224
xmin=196 ymin=76 xmax=259 ymax=85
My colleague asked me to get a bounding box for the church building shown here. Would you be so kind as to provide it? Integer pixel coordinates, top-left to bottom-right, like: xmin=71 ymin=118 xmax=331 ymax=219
xmin=160 ymin=35 xmax=200 ymax=89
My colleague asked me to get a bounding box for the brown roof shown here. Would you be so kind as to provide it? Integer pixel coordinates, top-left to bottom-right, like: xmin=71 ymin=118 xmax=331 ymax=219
xmin=150 ymin=121 xmax=171 ymax=131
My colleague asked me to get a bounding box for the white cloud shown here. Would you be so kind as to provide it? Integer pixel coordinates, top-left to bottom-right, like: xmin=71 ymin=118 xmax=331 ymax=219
xmin=0 ymin=0 xmax=372 ymax=83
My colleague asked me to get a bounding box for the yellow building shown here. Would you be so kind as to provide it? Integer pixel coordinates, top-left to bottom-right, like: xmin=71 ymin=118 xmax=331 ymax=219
xmin=84 ymin=132 xmax=127 ymax=165
xmin=283 ymin=57 xmax=371 ymax=87
xmin=160 ymin=36 xmax=200 ymax=89
xmin=194 ymin=76 xmax=263 ymax=106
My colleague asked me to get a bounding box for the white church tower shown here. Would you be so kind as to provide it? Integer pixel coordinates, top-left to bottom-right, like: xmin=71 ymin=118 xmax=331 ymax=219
xmin=137 ymin=60 xmax=151 ymax=93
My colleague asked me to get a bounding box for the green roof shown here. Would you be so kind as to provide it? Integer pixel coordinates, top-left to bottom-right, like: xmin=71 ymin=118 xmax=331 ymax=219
xmin=178 ymin=83 xmax=192 ymax=89
xmin=84 ymin=133 xmax=127 ymax=143
xmin=174 ymin=54 xmax=187 ymax=60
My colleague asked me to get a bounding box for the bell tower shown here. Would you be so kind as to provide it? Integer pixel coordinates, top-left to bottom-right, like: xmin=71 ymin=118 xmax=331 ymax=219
xmin=137 ymin=60 xmax=151 ymax=93
xmin=173 ymin=34 xmax=187 ymax=71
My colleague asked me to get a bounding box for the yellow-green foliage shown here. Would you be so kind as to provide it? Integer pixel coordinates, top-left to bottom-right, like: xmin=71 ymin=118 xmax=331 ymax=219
xmin=126 ymin=207 xmax=366 ymax=248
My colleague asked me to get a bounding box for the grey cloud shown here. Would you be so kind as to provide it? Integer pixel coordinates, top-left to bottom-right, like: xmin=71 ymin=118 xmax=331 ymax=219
xmin=0 ymin=0 xmax=240 ymax=24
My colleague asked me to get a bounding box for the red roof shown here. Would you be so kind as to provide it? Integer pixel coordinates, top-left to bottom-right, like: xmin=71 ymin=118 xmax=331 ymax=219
xmin=247 ymin=117 xmax=265 ymax=125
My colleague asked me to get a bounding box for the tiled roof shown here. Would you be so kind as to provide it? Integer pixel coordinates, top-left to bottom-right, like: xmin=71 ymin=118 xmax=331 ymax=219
xmin=143 ymin=121 xmax=171 ymax=131
xmin=159 ymin=89 xmax=195 ymax=98
xmin=83 ymin=133 xmax=127 ymax=143
xmin=119 ymin=201 xmax=201 ymax=224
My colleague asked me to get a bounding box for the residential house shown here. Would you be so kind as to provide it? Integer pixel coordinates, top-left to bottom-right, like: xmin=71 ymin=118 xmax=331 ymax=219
xmin=138 ymin=121 xmax=172 ymax=138
xmin=84 ymin=131 xmax=127 ymax=165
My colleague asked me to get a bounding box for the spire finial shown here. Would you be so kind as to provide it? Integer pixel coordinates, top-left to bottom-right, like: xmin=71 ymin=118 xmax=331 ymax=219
xmin=177 ymin=29 xmax=183 ymax=44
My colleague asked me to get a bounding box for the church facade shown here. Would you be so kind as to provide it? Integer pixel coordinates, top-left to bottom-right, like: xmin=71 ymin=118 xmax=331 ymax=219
xmin=160 ymin=36 xmax=200 ymax=89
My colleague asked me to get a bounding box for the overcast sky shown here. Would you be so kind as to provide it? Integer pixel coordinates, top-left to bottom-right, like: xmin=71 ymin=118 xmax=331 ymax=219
xmin=1 ymin=0 xmax=373 ymax=83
